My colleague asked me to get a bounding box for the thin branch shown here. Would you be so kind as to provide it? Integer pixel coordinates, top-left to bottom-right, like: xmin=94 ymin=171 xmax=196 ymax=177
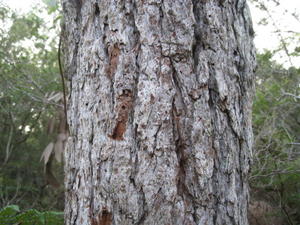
xmin=3 ymin=124 xmax=13 ymax=165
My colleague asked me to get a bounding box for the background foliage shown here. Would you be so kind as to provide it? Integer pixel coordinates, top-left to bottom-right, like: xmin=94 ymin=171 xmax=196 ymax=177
xmin=0 ymin=205 xmax=63 ymax=225
xmin=0 ymin=3 xmax=64 ymax=214
xmin=251 ymin=52 xmax=300 ymax=224
xmin=249 ymin=1 xmax=300 ymax=224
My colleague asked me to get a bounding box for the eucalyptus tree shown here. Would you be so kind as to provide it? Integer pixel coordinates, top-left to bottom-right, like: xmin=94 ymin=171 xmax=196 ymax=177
xmin=62 ymin=0 xmax=255 ymax=224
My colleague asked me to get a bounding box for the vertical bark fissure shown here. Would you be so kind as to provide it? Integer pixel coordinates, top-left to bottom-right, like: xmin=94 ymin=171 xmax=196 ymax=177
xmin=130 ymin=4 xmax=144 ymax=216
xmin=72 ymin=195 xmax=79 ymax=225
xmin=89 ymin=122 xmax=95 ymax=221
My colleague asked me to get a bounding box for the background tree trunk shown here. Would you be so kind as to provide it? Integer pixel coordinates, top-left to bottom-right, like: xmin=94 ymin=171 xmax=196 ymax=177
xmin=62 ymin=0 xmax=255 ymax=224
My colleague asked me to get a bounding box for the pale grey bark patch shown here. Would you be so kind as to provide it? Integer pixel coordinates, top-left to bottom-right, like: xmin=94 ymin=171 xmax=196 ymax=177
xmin=62 ymin=0 xmax=255 ymax=224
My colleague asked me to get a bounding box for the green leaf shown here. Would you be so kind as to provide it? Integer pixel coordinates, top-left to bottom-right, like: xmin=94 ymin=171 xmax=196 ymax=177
xmin=15 ymin=209 xmax=43 ymax=225
xmin=42 ymin=0 xmax=59 ymax=13
xmin=43 ymin=211 xmax=64 ymax=225
xmin=0 ymin=205 xmax=20 ymax=224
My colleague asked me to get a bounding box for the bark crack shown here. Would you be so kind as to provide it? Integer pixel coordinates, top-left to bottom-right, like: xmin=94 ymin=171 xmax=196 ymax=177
xmin=136 ymin=186 xmax=148 ymax=225
xmin=89 ymin=123 xmax=95 ymax=223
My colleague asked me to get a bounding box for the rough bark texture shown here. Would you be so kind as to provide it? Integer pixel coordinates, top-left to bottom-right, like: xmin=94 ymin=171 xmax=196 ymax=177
xmin=62 ymin=0 xmax=255 ymax=224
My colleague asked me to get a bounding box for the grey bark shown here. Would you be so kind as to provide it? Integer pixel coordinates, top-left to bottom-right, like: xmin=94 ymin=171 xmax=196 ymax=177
xmin=62 ymin=0 xmax=256 ymax=224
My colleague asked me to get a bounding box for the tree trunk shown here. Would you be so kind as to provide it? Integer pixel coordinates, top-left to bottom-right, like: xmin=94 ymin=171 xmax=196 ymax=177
xmin=62 ymin=0 xmax=255 ymax=224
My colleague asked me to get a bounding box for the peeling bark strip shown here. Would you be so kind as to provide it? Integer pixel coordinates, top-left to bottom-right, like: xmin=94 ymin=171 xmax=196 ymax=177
xmin=62 ymin=0 xmax=256 ymax=224
xmin=106 ymin=44 xmax=120 ymax=78
xmin=91 ymin=207 xmax=112 ymax=225
xmin=109 ymin=89 xmax=133 ymax=140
